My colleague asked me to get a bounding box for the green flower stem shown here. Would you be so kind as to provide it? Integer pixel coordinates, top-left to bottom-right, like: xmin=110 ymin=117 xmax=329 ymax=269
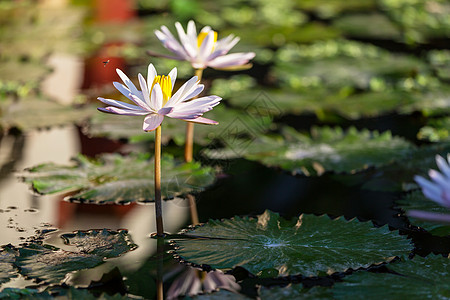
xmin=185 ymin=68 xmax=204 ymax=226
xmin=155 ymin=125 xmax=164 ymax=236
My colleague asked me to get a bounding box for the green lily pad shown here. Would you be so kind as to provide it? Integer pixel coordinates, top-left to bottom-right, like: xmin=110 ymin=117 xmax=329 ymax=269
xmin=0 ymin=288 xmax=52 ymax=299
xmin=428 ymin=50 xmax=450 ymax=81
xmin=206 ymin=126 xmax=414 ymax=176
xmin=22 ymin=153 xmax=216 ymax=204
xmin=380 ymin=0 xmax=450 ymax=43
xmin=333 ymin=255 xmax=450 ymax=299
xmin=15 ymin=243 xmax=104 ymax=284
xmin=15 ymin=230 xmax=136 ymax=284
xmin=88 ymin=105 xmax=273 ymax=146
xmin=0 ymin=97 xmax=95 ymax=132
xmin=0 ymin=246 xmax=17 ymax=284
xmin=296 ymin=0 xmax=376 ymax=19
xmin=333 ymin=13 xmax=402 ymax=40
xmin=260 ymin=285 xmax=332 ymax=300
xmin=61 ymin=229 xmax=138 ymax=258
xmin=397 ymin=191 xmax=450 ymax=236
xmin=173 ymin=210 xmax=412 ymax=276
xmin=417 ymin=117 xmax=450 ymax=142
xmin=274 ymin=40 xmax=428 ymax=91
xmin=192 ymin=289 xmax=250 ymax=299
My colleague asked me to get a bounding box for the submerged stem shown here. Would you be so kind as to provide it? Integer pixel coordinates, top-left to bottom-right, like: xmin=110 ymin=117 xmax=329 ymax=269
xmin=155 ymin=125 xmax=164 ymax=236
xmin=184 ymin=68 xmax=204 ymax=163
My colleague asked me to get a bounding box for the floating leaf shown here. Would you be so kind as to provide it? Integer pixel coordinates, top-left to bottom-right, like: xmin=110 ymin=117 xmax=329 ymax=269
xmin=192 ymin=289 xmax=250 ymax=299
xmin=417 ymin=117 xmax=450 ymax=142
xmin=333 ymin=14 xmax=401 ymax=40
xmin=297 ymin=0 xmax=376 ymax=18
xmin=0 ymin=97 xmax=95 ymax=132
xmin=397 ymin=191 xmax=450 ymax=236
xmin=274 ymin=40 xmax=428 ymax=91
xmin=428 ymin=50 xmax=450 ymax=81
xmin=0 ymin=288 xmax=52 ymax=299
xmin=61 ymin=229 xmax=138 ymax=258
xmin=0 ymin=246 xmax=17 ymax=284
xmin=88 ymin=105 xmax=273 ymax=146
xmin=206 ymin=126 xmax=414 ymax=176
xmin=22 ymin=153 xmax=216 ymax=204
xmin=260 ymin=285 xmax=332 ymax=300
xmin=15 ymin=243 xmax=104 ymax=284
xmin=15 ymin=230 xmax=136 ymax=284
xmin=172 ymin=210 xmax=412 ymax=276
xmin=333 ymin=255 xmax=450 ymax=299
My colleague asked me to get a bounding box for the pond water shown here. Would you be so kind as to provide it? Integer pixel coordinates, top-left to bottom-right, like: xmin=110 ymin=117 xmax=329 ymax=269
xmin=1 ymin=0 xmax=450 ymax=299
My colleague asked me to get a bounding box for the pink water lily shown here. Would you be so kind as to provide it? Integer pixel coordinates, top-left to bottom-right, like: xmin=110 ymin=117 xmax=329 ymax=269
xmin=153 ymin=20 xmax=255 ymax=70
xmin=97 ymin=63 xmax=221 ymax=131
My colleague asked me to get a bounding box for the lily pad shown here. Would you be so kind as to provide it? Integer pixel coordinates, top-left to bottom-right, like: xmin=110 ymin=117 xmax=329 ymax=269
xmin=260 ymin=285 xmax=332 ymax=300
xmin=15 ymin=243 xmax=104 ymax=284
xmin=172 ymin=210 xmax=412 ymax=276
xmin=0 ymin=288 xmax=52 ymax=299
xmin=333 ymin=14 xmax=402 ymax=40
xmin=397 ymin=191 xmax=450 ymax=236
xmin=296 ymin=0 xmax=376 ymax=19
xmin=22 ymin=153 xmax=216 ymax=204
xmin=61 ymin=229 xmax=138 ymax=258
xmin=417 ymin=117 xmax=450 ymax=142
xmin=88 ymin=105 xmax=273 ymax=146
xmin=428 ymin=50 xmax=450 ymax=81
xmin=0 ymin=97 xmax=95 ymax=132
xmin=0 ymin=246 xmax=17 ymax=284
xmin=274 ymin=40 xmax=428 ymax=91
xmin=15 ymin=230 xmax=136 ymax=284
xmin=206 ymin=126 xmax=414 ymax=176
xmin=333 ymin=255 xmax=450 ymax=299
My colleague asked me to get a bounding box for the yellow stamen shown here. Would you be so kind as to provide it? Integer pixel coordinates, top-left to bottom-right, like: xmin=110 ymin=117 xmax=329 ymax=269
xmin=152 ymin=75 xmax=172 ymax=105
xmin=197 ymin=31 xmax=217 ymax=48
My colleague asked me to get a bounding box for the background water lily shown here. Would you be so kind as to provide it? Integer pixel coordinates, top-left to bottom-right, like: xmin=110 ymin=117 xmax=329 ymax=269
xmin=409 ymin=154 xmax=450 ymax=223
xmin=97 ymin=63 xmax=221 ymax=131
xmin=153 ymin=20 xmax=255 ymax=70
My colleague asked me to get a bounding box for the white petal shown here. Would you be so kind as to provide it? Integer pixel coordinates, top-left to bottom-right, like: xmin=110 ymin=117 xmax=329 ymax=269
xmin=143 ymin=114 xmax=164 ymax=132
xmin=98 ymin=107 xmax=150 ymax=116
xmin=116 ymin=68 xmax=141 ymax=97
xmin=436 ymin=155 xmax=450 ymax=179
xmin=197 ymin=31 xmax=215 ymax=61
xmin=181 ymin=116 xmax=218 ymax=125
xmin=165 ymin=76 xmax=200 ymax=107
xmin=158 ymin=107 xmax=174 ymax=115
xmin=138 ymin=73 xmax=152 ymax=109
xmin=175 ymin=22 xmax=197 ymax=58
xmin=113 ymin=82 xmax=134 ymax=101
xmin=429 ymin=169 xmax=449 ymax=189
xmin=151 ymin=84 xmax=163 ymax=110
xmin=97 ymin=97 xmax=143 ymax=111
xmin=129 ymin=94 xmax=153 ymax=112
xmin=147 ymin=63 xmax=157 ymax=90
xmin=168 ymin=67 xmax=178 ymax=92
xmin=208 ymin=52 xmax=255 ymax=68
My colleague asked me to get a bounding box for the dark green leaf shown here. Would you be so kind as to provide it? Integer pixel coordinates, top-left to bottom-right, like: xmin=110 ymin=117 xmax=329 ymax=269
xmin=206 ymin=126 xmax=414 ymax=176
xmin=22 ymin=153 xmax=216 ymax=204
xmin=0 ymin=288 xmax=52 ymax=300
xmin=333 ymin=14 xmax=401 ymax=40
xmin=260 ymin=285 xmax=332 ymax=300
xmin=60 ymin=229 xmax=138 ymax=258
xmin=418 ymin=117 xmax=450 ymax=142
xmin=397 ymin=191 xmax=450 ymax=236
xmin=333 ymin=255 xmax=450 ymax=299
xmin=173 ymin=210 xmax=412 ymax=276
xmin=0 ymin=246 xmax=17 ymax=284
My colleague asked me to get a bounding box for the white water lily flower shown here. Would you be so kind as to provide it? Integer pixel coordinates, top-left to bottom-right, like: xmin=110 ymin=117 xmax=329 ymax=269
xmin=408 ymin=154 xmax=450 ymax=223
xmin=414 ymin=154 xmax=450 ymax=208
xmin=97 ymin=63 xmax=221 ymax=131
xmin=154 ymin=20 xmax=255 ymax=70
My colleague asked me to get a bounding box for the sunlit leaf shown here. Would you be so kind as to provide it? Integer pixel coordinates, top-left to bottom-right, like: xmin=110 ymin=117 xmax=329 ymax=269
xmin=333 ymin=255 xmax=450 ymax=299
xmin=173 ymin=210 xmax=412 ymax=276
xmin=417 ymin=117 xmax=450 ymax=142
xmin=60 ymin=229 xmax=138 ymax=258
xmin=333 ymin=14 xmax=401 ymax=40
xmin=22 ymin=153 xmax=216 ymax=204
xmin=206 ymin=126 xmax=414 ymax=176
xmin=397 ymin=191 xmax=450 ymax=236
